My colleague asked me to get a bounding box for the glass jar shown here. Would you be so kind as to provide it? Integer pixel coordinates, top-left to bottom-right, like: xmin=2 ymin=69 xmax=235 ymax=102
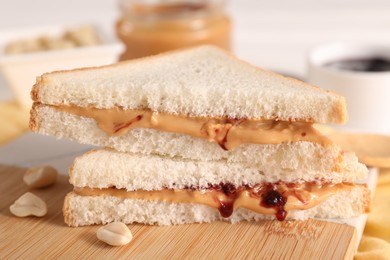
xmin=116 ymin=0 xmax=231 ymax=61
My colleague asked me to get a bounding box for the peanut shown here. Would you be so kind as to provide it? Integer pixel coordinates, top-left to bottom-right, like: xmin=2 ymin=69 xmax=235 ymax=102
xmin=23 ymin=166 xmax=58 ymax=189
xmin=9 ymin=192 xmax=47 ymax=217
xmin=97 ymin=222 xmax=133 ymax=246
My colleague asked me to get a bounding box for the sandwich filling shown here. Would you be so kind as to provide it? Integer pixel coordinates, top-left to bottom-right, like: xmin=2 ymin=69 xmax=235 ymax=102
xmin=73 ymin=182 xmax=361 ymax=221
xmin=52 ymin=105 xmax=332 ymax=150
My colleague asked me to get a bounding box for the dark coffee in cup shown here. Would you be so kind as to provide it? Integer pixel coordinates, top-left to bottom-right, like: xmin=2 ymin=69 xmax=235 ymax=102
xmin=325 ymin=57 xmax=390 ymax=72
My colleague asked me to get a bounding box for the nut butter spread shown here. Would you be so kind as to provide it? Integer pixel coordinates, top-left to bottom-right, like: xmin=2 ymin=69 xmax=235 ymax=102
xmin=53 ymin=105 xmax=332 ymax=150
xmin=74 ymin=182 xmax=358 ymax=221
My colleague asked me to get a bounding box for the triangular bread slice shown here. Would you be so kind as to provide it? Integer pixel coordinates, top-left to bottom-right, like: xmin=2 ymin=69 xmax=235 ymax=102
xmin=31 ymin=45 xmax=346 ymax=124
xmin=29 ymin=45 xmax=353 ymax=174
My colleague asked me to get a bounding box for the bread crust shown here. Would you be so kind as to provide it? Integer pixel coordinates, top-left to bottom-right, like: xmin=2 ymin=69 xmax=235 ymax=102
xmin=63 ymin=192 xmax=74 ymax=227
xmin=362 ymin=184 xmax=371 ymax=212
xmin=29 ymin=102 xmax=40 ymax=132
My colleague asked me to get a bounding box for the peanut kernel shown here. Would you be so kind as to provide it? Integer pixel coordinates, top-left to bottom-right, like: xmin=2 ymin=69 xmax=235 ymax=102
xmin=9 ymin=192 xmax=47 ymax=217
xmin=23 ymin=165 xmax=58 ymax=189
xmin=97 ymin=222 xmax=133 ymax=246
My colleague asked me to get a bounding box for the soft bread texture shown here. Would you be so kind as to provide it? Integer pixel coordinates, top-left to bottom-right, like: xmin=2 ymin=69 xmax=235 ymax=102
xmin=31 ymin=105 xmax=366 ymax=176
xmin=31 ymin=45 xmax=347 ymax=124
xmin=63 ymin=185 xmax=370 ymax=226
xmin=70 ymin=149 xmax=367 ymax=190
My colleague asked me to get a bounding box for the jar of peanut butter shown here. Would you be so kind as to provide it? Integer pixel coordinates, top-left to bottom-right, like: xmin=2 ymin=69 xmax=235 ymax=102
xmin=116 ymin=0 xmax=231 ymax=61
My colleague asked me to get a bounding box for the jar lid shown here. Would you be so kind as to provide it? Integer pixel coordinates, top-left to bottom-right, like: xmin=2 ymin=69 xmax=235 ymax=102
xmin=119 ymin=0 xmax=226 ymax=21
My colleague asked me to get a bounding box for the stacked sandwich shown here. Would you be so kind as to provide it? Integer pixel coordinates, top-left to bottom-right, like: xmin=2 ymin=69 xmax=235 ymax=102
xmin=29 ymin=46 xmax=370 ymax=226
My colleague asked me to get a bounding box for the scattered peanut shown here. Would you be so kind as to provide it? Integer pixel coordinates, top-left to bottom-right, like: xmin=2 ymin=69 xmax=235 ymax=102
xmin=97 ymin=222 xmax=133 ymax=246
xmin=23 ymin=166 xmax=58 ymax=189
xmin=9 ymin=192 xmax=47 ymax=217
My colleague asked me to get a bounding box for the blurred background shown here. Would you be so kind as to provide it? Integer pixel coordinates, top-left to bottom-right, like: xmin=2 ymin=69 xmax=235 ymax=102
xmin=1 ymin=0 xmax=390 ymax=139
xmin=2 ymin=0 xmax=390 ymax=73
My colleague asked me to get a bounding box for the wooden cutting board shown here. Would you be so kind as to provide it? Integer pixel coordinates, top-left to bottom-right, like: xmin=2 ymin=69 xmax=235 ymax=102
xmin=0 ymin=164 xmax=357 ymax=259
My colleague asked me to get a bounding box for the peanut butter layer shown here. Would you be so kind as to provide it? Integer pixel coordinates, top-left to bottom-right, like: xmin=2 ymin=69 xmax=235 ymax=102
xmin=74 ymin=182 xmax=357 ymax=220
xmin=53 ymin=105 xmax=332 ymax=150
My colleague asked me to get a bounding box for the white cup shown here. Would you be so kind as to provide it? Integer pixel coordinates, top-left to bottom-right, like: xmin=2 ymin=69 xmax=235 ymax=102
xmin=307 ymin=43 xmax=390 ymax=134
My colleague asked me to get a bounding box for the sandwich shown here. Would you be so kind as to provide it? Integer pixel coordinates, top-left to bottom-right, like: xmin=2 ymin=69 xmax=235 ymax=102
xmin=29 ymin=45 xmax=370 ymax=226
xmin=64 ymin=149 xmax=369 ymax=226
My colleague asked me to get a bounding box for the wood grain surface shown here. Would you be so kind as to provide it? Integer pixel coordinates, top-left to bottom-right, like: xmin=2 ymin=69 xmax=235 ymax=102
xmin=0 ymin=164 xmax=357 ymax=259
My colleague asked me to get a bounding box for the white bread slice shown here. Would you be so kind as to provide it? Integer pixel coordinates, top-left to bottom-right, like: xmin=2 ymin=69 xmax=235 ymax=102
xmin=70 ymin=149 xmax=367 ymax=190
xmin=31 ymin=45 xmax=346 ymax=124
xmin=63 ymin=184 xmax=370 ymax=226
xmin=31 ymin=105 xmax=365 ymax=175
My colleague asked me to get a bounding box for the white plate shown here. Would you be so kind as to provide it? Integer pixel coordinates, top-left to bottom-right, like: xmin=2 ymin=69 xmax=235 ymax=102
xmin=0 ymin=23 xmax=123 ymax=109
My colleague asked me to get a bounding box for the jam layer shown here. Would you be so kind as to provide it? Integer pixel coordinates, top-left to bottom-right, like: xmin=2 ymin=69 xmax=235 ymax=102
xmin=74 ymin=182 xmax=357 ymax=221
